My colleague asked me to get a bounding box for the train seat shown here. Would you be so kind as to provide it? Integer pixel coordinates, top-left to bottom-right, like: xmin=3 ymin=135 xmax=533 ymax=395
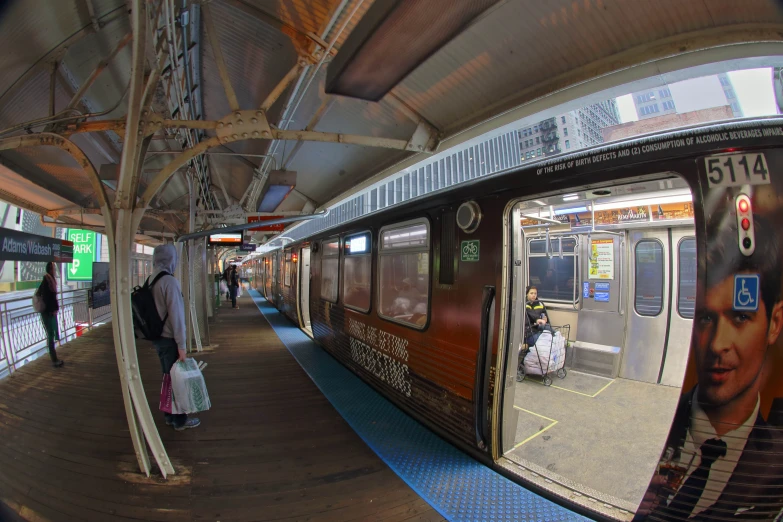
xmin=570 ymin=341 xmax=621 ymax=379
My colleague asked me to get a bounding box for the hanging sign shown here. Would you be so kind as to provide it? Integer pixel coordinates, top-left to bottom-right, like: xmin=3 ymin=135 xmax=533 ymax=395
xmin=589 ymin=239 xmax=614 ymax=280
xmin=67 ymin=229 xmax=96 ymax=281
xmin=0 ymin=227 xmax=73 ymax=263
xmin=248 ymin=215 xmax=286 ymax=232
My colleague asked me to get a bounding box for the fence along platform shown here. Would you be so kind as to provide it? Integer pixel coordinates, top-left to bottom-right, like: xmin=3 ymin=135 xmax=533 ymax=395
xmin=0 ymin=293 xmax=442 ymax=521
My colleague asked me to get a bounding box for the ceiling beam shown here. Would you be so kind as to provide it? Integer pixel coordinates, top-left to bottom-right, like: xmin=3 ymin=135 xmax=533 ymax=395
xmin=66 ymin=32 xmax=133 ymax=110
xmin=219 ymin=0 xmax=326 ymax=56
xmin=202 ymin=3 xmax=240 ymax=112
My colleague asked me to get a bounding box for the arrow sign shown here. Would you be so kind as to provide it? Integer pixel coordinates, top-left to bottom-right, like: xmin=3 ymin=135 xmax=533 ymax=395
xmin=66 ymin=230 xmax=95 ymax=281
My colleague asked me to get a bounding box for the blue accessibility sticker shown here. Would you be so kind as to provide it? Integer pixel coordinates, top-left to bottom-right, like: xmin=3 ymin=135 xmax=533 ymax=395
xmin=583 ymin=281 xmax=590 ymax=298
xmin=595 ymin=282 xmax=610 ymax=292
xmin=733 ymin=274 xmax=760 ymax=312
xmin=594 ymin=291 xmax=610 ymax=302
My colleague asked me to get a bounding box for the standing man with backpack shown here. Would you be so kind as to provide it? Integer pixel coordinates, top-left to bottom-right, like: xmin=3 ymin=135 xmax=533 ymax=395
xmin=148 ymin=244 xmax=200 ymax=431
xmin=222 ymin=264 xmax=231 ymax=302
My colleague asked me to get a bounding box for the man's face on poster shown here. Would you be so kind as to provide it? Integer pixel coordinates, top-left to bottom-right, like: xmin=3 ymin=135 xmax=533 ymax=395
xmin=693 ymin=273 xmax=782 ymax=408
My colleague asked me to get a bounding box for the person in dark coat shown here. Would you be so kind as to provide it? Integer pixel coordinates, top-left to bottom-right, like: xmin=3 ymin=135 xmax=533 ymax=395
xmin=229 ymin=265 xmax=239 ymax=309
xmin=524 ymin=285 xmax=552 ymax=346
xmin=39 ymin=261 xmax=63 ymax=368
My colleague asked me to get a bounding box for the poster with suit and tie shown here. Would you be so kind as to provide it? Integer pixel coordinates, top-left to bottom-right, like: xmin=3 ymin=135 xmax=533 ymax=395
xmin=638 ymin=149 xmax=783 ymax=521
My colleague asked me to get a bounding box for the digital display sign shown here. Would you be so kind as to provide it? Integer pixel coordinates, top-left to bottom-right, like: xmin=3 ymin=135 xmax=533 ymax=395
xmin=346 ymin=233 xmax=370 ymax=254
xmin=208 ymin=233 xmax=242 ymax=245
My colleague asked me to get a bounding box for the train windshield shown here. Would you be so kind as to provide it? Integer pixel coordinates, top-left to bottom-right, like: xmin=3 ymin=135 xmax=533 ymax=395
xmin=501 ymin=175 xmax=695 ymax=518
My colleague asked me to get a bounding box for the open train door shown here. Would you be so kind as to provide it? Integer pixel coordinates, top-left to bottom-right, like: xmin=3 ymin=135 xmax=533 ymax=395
xmin=298 ymin=246 xmax=312 ymax=334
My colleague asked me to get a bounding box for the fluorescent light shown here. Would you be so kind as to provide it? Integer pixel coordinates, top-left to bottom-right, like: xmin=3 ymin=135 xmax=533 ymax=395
xmin=562 ymin=194 xmax=579 ymax=201
xmin=532 ymin=200 xmax=547 ymax=206
xmin=593 ymin=194 xmax=692 ymax=211
xmin=554 ymin=206 xmax=587 ymax=215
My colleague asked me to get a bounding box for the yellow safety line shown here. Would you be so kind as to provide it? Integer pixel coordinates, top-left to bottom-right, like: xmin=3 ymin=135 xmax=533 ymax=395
xmin=513 ymin=419 xmax=558 ymax=448
xmin=514 ymin=405 xmax=557 ymax=423
xmin=590 ymin=378 xmax=615 ymax=397
xmin=534 ymin=375 xmax=615 ymax=398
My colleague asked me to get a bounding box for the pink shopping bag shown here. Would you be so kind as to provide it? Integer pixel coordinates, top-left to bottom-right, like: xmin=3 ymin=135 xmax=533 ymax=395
xmin=159 ymin=374 xmax=173 ymax=413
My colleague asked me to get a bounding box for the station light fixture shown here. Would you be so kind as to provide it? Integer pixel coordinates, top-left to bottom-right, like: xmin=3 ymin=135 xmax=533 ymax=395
xmin=562 ymin=193 xmax=579 ymax=201
xmin=326 ymin=0 xmax=500 ymax=101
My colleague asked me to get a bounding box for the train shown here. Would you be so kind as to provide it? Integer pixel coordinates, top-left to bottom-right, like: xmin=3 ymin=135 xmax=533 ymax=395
xmin=248 ymin=118 xmax=783 ymax=521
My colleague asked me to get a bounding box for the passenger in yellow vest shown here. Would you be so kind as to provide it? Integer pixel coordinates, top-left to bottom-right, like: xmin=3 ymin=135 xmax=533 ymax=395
xmin=525 ymin=285 xmax=552 ymax=346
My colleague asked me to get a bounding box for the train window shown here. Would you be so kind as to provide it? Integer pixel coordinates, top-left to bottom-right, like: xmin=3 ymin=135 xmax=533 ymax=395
xmin=527 ymin=237 xmax=578 ymax=303
xmin=677 ymin=238 xmax=697 ymax=318
xmin=320 ymin=238 xmax=340 ymax=303
xmin=284 ymin=251 xmax=292 ymax=287
xmin=378 ymin=220 xmax=430 ymax=329
xmin=343 ymin=232 xmax=371 ymax=312
xmin=634 ymin=240 xmax=664 ymax=316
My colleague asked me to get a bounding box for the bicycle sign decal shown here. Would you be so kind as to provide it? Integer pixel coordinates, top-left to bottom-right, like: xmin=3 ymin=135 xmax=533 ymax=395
xmin=733 ymin=274 xmax=759 ymax=312
xmin=461 ymin=240 xmax=480 ymax=262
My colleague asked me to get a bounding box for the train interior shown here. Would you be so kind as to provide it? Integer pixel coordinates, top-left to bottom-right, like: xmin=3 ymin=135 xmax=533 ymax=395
xmin=501 ymin=175 xmax=696 ymax=513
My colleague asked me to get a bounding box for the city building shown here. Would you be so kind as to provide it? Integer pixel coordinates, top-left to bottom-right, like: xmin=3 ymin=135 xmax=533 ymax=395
xmin=519 ymin=100 xmax=621 ymax=161
xmin=601 ymin=106 xmax=734 ymax=142
xmin=631 ymin=73 xmax=742 ymax=120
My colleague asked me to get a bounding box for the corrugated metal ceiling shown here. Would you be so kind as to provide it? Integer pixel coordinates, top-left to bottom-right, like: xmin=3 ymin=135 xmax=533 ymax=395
xmin=0 ymin=0 xmax=781 ymax=238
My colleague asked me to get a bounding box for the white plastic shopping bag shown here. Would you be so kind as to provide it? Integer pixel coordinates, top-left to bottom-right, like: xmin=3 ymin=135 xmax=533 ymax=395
xmin=170 ymin=359 xmax=211 ymax=414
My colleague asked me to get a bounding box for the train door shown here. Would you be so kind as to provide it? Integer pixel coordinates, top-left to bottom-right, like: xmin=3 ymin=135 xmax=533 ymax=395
xmin=621 ymin=227 xmax=695 ymax=385
xmin=299 ymin=247 xmax=312 ymax=332
xmin=272 ymin=252 xmax=280 ymax=307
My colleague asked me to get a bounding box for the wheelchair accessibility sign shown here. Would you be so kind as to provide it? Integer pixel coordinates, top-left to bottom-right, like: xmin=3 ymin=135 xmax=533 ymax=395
xmin=734 ymin=274 xmax=760 ymax=312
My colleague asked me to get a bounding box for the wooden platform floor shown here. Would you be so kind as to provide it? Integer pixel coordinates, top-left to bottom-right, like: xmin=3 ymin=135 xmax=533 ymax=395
xmin=0 ymin=294 xmax=443 ymax=521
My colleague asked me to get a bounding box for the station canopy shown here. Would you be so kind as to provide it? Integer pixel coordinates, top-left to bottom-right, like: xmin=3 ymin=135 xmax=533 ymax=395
xmin=0 ymin=0 xmax=781 ymax=244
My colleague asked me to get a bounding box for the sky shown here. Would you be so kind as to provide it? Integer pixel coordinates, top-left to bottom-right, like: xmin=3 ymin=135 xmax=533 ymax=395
xmin=615 ymin=68 xmax=778 ymax=123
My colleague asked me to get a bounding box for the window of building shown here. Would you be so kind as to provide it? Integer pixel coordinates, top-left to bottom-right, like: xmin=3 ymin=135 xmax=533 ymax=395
xmin=528 ymin=237 xmax=578 ymax=304
xmin=561 ymin=116 xmax=566 ymax=124
xmin=536 ymin=137 xmax=540 ymax=144
xmin=577 ymin=129 xmax=581 ymax=136
xmin=677 ymin=238 xmax=696 ymax=319
xmin=659 ymin=88 xmax=671 ymax=98
xmin=320 ymin=237 xmax=340 ymax=303
xmin=726 ymin=89 xmax=735 ymax=99
xmin=534 ymin=125 xmax=539 ymax=132
xmin=378 ymin=220 xmax=430 ymax=328
xmin=284 ymin=251 xmax=292 ymax=287
xmin=343 ymin=232 xmax=371 ymax=312
xmin=720 ymin=75 xmax=730 ymax=86
xmin=537 ymin=148 xmax=541 ymax=155
xmin=563 ymin=127 xmax=568 ymax=136
xmin=731 ymin=102 xmax=741 ymax=113
xmin=565 ymin=140 xmax=570 ymax=149
xmin=662 ymin=100 xmax=675 ymax=111
xmin=634 ymin=240 xmax=664 ymax=316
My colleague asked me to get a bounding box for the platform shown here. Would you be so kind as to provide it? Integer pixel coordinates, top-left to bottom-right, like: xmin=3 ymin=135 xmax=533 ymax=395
xmin=0 ymin=293 xmax=442 ymax=521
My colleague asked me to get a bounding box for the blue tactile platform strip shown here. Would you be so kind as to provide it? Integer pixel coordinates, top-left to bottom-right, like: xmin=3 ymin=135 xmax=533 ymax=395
xmin=250 ymin=290 xmax=587 ymax=522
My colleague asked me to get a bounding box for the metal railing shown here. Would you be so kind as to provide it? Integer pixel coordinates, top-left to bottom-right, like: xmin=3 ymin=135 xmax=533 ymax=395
xmin=0 ymin=289 xmax=111 ymax=378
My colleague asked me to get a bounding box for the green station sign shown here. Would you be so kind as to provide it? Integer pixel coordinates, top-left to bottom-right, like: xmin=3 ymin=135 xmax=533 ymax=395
xmin=66 ymin=229 xmax=96 ymax=281
xmin=461 ymin=240 xmax=480 ymax=262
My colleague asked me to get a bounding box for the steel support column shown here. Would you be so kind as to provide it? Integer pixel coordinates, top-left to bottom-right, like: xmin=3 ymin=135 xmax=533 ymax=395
xmin=113 ymin=0 xmax=175 ymax=478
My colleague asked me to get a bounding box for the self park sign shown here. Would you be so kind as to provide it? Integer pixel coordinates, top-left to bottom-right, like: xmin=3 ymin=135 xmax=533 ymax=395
xmin=66 ymin=229 xmax=96 ymax=281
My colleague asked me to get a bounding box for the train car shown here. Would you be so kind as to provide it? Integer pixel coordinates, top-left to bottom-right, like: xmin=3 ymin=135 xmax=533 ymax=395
xmin=253 ymin=118 xmax=783 ymax=521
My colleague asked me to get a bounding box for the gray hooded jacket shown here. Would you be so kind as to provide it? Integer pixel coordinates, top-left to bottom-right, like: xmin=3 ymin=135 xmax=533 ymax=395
xmin=151 ymin=244 xmax=186 ymax=351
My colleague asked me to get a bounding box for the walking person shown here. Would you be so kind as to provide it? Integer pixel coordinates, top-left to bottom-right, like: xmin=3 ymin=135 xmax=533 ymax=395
xmin=229 ymin=265 xmax=239 ymax=309
xmin=222 ymin=264 xmax=231 ymax=302
xmin=39 ymin=262 xmax=63 ymax=368
xmin=150 ymin=244 xmax=200 ymax=431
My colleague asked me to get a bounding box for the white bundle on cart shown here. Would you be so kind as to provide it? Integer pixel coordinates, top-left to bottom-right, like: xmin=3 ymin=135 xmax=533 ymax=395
xmin=524 ymin=331 xmax=566 ymax=375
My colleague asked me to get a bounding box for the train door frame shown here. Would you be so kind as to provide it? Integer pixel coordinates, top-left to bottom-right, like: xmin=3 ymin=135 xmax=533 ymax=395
xmin=658 ymin=230 xmax=695 ymax=387
xmin=621 ymin=229 xmax=671 ymax=383
xmin=298 ymin=246 xmax=312 ymax=333
xmin=621 ymin=226 xmax=695 ymax=385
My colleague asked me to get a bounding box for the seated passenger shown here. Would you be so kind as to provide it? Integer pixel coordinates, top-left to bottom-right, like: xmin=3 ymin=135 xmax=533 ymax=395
xmin=525 ymin=285 xmax=552 ymax=346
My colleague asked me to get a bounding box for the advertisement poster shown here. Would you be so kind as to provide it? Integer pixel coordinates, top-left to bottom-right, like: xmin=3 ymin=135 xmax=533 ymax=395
xmin=588 ymin=239 xmax=614 ymax=280
xmin=91 ymin=262 xmax=110 ymax=309
xmin=638 ymin=149 xmax=783 ymax=520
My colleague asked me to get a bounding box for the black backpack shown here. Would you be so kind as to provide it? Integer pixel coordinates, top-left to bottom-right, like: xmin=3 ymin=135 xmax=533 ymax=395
xmin=131 ymin=272 xmax=170 ymax=340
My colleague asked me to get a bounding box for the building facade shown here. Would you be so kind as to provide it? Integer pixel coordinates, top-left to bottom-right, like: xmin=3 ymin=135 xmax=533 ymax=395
xmin=632 ymin=73 xmax=742 ymax=120
xmin=601 ymin=106 xmax=735 ymax=143
xmin=519 ymin=100 xmax=621 ymax=161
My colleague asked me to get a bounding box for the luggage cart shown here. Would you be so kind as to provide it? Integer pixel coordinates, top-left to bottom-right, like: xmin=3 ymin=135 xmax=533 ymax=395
xmin=516 ymin=324 xmax=570 ymax=386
